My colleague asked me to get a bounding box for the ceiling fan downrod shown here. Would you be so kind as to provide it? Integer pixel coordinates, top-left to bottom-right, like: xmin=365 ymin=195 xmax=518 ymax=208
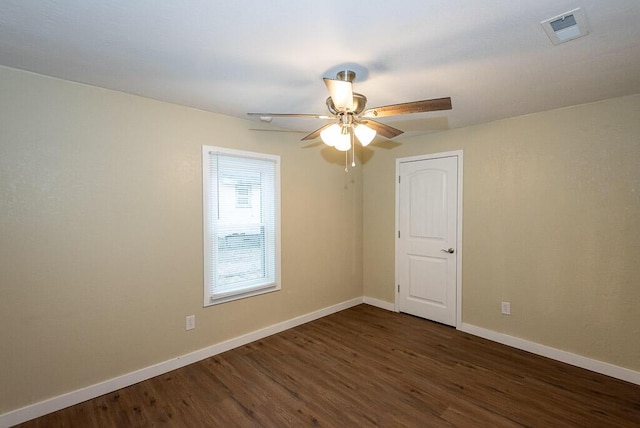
xmin=336 ymin=70 xmax=356 ymax=83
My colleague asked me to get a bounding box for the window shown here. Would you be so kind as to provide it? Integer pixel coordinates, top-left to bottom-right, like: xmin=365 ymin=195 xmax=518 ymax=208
xmin=202 ymin=146 xmax=280 ymax=306
xmin=235 ymin=183 xmax=252 ymax=208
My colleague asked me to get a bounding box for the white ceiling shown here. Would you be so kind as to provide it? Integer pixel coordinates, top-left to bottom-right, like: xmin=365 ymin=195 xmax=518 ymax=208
xmin=1 ymin=1 xmax=639 ymax=139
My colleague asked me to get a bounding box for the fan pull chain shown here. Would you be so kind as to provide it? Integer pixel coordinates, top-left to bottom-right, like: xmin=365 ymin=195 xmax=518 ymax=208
xmin=351 ymin=134 xmax=356 ymax=168
xmin=345 ymin=150 xmax=348 ymax=173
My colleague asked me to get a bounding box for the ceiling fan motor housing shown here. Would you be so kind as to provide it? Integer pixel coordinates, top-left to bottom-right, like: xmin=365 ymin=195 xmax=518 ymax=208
xmin=326 ymin=93 xmax=367 ymax=115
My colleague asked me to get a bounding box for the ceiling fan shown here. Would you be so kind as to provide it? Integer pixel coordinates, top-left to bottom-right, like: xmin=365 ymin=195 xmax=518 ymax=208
xmin=248 ymin=70 xmax=452 ymax=167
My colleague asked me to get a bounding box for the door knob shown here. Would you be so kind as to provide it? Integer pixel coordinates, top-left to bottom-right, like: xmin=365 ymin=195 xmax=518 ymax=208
xmin=441 ymin=248 xmax=455 ymax=254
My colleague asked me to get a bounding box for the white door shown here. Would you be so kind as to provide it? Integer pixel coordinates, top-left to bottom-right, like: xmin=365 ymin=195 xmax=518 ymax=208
xmin=397 ymin=154 xmax=460 ymax=326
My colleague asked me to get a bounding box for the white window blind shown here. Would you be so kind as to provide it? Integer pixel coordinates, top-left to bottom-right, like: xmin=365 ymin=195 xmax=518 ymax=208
xmin=202 ymin=146 xmax=280 ymax=306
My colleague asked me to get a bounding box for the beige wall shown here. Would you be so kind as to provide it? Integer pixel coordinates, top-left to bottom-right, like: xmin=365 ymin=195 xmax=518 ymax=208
xmin=1 ymin=63 xmax=638 ymax=415
xmin=363 ymin=94 xmax=640 ymax=372
xmin=0 ymin=66 xmax=363 ymax=413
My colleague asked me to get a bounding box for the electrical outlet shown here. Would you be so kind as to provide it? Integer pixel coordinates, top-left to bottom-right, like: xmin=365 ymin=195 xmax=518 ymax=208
xmin=501 ymin=301 xmax=511 ymax=315
xmin=186 ymin=315 xmax=196 ymax=330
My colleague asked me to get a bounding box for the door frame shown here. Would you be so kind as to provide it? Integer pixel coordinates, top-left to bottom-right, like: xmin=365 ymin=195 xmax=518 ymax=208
xmin=394 ymin=150 xmax=463 ymax=327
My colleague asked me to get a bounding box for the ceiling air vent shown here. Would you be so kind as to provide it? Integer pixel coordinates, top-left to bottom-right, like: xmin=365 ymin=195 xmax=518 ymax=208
xmin=541 ymin=8 xmax=588 ymax=45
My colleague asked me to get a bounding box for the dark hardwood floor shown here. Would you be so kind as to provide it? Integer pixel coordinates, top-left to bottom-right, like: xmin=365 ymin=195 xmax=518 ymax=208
xmin=16 ymin=304 xmax=640 ymax=427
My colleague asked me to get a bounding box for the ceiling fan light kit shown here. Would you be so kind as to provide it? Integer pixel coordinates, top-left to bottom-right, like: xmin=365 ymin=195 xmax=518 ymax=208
xmin=320 ymin=123 xmax=349 ymax=150
xmin=353 ymin=123 xmax=376 ymax=146
xmin=319 ymin=105 xmax=376 ymax=151
xmin=248 ymin=69 xmax=452 ymax=169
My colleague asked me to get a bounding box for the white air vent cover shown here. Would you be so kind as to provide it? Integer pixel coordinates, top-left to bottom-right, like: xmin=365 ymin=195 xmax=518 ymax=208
xmin=541 ymin=8 xmax=589 ymax=45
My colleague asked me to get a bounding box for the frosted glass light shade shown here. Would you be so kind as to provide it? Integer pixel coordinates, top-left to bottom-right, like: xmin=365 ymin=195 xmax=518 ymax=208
xmin=320 ymin=124 xmax=341 ymax=147
xmin=321 ymin=124 xmax=351 ymax=151
xmin=354 ymin=123 xmax=376 ymax=146
xmin=334 ymin=133 xmax=351 ymax=151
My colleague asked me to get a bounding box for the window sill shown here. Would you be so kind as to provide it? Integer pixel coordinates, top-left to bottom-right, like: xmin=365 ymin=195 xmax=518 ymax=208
xmin=205 ymin=282 xmax=280 ymax=306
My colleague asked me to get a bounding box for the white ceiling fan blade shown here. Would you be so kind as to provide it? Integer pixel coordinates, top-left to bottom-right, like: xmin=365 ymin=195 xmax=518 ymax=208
xmin=324 ymin=78 xmax=354 ymax=111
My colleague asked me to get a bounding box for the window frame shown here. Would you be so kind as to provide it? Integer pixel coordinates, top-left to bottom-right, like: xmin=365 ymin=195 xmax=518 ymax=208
xmin=202 ymin=145 xmax=281 ymax=306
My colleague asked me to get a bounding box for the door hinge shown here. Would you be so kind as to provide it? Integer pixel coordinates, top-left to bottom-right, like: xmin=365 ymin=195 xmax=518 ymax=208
xmin=398 ymin=176 xmax=401 ymax=184
xmin=397 ymin=284 xmax=400 ymax=293
xmin=398 ymin=230 xmax=400 ymax=238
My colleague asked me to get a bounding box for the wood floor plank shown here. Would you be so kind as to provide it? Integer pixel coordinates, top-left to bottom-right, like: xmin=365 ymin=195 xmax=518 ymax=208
xmin=14 ymin=304 xmax=640 ymax=427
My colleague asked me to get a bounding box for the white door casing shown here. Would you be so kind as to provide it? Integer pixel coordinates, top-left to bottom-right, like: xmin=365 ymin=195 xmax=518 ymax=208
xmin=395 ymin=151 xmax=462 ymax=327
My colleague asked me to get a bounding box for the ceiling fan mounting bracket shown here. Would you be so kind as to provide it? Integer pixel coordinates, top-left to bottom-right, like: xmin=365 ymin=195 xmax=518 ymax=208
xmin=336 ymin=70 xmax=356 ymax=83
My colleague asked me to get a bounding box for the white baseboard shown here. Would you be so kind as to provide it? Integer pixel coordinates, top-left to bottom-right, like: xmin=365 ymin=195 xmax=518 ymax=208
xmin=362 ymin=296 xmax=396 ymax=312
xmin=0 ymin=297 xmax=364 ymax=428
xmin=459 ymin=323 xmax=640 ymax=386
